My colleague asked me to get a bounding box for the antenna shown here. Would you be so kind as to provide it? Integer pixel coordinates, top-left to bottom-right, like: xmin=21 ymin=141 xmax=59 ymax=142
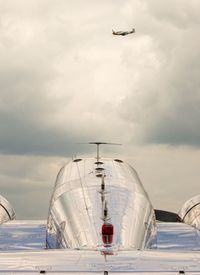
xmin=77 ymin=141 xmax=121 ymax=160
xmin=88 ymin=142 xmax=121 ymax=161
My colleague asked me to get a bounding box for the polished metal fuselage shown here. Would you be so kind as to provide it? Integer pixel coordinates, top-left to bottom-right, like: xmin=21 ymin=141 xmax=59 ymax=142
xmin=46 ymin=158 xmax=156 ymax=250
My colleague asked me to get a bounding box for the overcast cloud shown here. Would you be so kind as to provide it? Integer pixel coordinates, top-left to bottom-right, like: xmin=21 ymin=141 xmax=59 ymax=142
xmin=0 ymin=0 xmax=200 ymax=218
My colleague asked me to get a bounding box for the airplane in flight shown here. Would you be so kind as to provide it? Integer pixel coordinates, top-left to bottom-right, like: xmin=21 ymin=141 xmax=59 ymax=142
xmin=0 ymin=142 xmax=200 ymax=273
xmin=112 ymin=28 xmax=135 ymax=36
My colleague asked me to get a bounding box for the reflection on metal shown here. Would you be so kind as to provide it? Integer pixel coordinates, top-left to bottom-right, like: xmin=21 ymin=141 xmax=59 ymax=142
xmin=179 ymin=195 xmax=200 ymax=230
xmin=46 ymin=158 xmax=156 ymax=250
xmin=0 ymin=195 xmax=16 ymax=224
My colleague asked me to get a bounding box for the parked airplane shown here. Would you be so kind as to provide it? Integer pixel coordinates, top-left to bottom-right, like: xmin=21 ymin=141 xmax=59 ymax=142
xmin=0 ymin=142 xmax=200 ymax=273
xmin=112 ymin=28 xmax=135 ymax=36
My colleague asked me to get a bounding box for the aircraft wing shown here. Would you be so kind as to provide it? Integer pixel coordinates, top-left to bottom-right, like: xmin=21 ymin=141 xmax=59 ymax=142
xmin=0 ymin=220 xmax=46 ymax=250
xmin=0 ymin=248 xmax=200 ymax=274
xmin=1 ymin=220 xmax=200 ymax=251
xmin=0 ymin=221 xmax=200 ymax=273
xmin=157 ymin=222 xmax=200 ymax=250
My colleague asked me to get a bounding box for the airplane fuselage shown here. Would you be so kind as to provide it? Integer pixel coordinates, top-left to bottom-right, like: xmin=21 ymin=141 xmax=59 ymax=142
xmin=112 ymin=29 xmax=135 ymax=36
xmin=46 ymin=157 xmax=156 ymax=250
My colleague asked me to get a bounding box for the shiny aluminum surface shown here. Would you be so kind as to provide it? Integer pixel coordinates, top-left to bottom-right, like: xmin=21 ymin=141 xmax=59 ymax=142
xmin=46 ymin=158 xmax=156 ymax=250
xmin=179 ymin=194 xmax=200 ymax=230
xmin=0 ymin=195 xmax=16 ymax=224
xmin=1 ymin=221 xmax=200 ymax=251
xmin=1 ymin=249 xmax=200 ymax=273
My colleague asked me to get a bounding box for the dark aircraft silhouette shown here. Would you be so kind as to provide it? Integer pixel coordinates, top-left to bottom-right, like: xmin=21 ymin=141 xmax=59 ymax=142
xmin=112 ymin=28 xmax=135 ymax=36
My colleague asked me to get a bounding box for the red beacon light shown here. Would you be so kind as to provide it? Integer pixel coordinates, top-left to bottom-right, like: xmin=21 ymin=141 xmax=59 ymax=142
xmin=102 ymin=223 xmax=114 ymax=245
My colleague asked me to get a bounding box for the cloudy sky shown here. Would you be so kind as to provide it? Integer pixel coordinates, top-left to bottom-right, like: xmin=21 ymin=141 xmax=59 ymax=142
xmin=0 ymin=0 xmax=200 ymax=219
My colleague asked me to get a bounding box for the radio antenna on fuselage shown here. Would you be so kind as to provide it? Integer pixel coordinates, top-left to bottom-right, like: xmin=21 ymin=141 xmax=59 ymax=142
xmin=88 ymin=142 xmax=121 ymax=161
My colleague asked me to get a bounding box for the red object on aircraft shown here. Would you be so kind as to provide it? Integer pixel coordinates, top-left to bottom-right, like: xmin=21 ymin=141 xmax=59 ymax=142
xmin=102 ymin=223 xmax=114 ymax=244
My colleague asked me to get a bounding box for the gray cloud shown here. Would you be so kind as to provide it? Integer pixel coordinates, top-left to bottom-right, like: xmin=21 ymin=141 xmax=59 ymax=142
xmin=0 ymin=0 xmax=200 ymax=219
xmin=119 ymin=0 xmax=200 ymax=146
xmin=0 ymin=64 xmax=77 ymax=155
xmin=0 ymin=0 xmax=130 ymax=156
xmin=0 ymin=154 xmax=62 ymax=218
xmin=0 ymin=0 xmax=200 ymax=153
xmin=0 ymin=2 xmax=106 ymax=156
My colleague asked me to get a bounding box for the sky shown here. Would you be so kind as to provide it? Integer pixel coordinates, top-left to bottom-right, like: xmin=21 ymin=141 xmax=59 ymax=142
xmin=0 ymin=0 xmax=200 ymax=219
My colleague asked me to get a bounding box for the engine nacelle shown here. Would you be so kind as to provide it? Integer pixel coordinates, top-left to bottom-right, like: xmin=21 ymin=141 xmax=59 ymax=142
xmin=179 ymin=195 xmax=200 ymax=230
xmin=0 ymin=195 xmax=15 ymax=224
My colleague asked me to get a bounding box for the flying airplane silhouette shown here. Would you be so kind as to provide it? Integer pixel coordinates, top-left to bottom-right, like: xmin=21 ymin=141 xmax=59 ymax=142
xmin=0 ymin=142 xmax=200 ymax=273
xmin=112 ymin=28 xmax=135 ymax=36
